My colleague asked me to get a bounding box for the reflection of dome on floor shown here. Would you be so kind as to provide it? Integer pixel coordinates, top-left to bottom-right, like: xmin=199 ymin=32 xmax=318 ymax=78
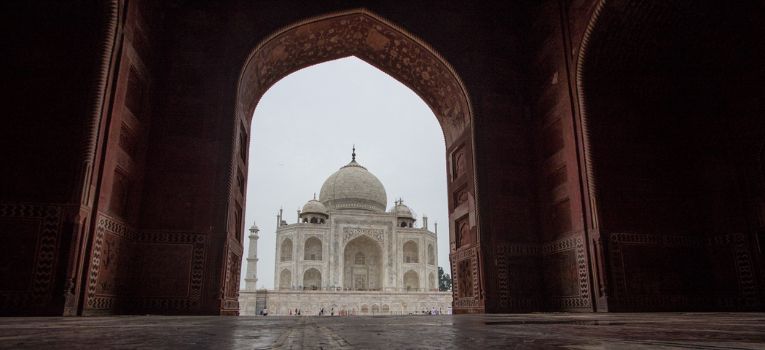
xmin=240 ymin=148 xmax=451 ymax=316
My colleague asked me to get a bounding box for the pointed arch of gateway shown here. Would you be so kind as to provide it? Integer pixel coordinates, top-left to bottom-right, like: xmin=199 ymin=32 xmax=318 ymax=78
xmin=232 ymin=8 xmax=482 ymax=312
xmin=574 ymin=0 xmax=765 ymax=311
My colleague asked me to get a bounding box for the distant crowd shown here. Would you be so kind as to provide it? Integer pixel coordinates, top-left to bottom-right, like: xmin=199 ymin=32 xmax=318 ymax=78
xmin=259 ymin=306 xmax=446 ymax=316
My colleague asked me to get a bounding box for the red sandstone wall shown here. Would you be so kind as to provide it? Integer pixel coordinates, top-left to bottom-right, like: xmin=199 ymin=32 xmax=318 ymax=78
xmin=0 ymin=1 xmax=104 ymax=316
xmin=579 ymin=0 xmax=764 ymax=311
xmin=507 ymin=0 xmax=601 ymax=312
xmin=2 ymin=0 xmax=762 ymax=316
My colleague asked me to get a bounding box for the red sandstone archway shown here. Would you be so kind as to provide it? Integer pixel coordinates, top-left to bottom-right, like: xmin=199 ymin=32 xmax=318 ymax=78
xmin=576 ymin=0 xmax=765 ymax=311
xmin=227 ymin=9 xmax=483 ymax=314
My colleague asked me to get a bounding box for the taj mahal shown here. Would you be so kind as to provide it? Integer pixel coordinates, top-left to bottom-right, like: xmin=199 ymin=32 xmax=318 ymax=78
xmin=239 ymin=149 xmax=452 ymax=315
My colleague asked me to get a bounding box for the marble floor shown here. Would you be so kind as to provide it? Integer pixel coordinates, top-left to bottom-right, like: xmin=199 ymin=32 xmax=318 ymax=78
xmin=0 ymin=313 xmax=763 ymax=349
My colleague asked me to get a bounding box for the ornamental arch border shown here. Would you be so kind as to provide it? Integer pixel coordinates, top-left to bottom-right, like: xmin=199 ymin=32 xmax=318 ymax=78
xmin=574 ymin=0 xmax=608 ymax=232
xmin=232 ymin=8 xmax=482 ymax=313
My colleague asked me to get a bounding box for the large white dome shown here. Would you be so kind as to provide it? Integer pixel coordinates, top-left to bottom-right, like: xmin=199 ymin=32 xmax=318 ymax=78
xmin=319 ymin=157 xmax=387 ymax=212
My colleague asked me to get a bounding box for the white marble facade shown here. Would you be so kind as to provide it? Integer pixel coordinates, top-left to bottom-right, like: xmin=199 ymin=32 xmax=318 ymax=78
xmin=240 ymin=150 xmax=452 ymax=315
xmin=240 ymin=290 xmax=452 ymax=316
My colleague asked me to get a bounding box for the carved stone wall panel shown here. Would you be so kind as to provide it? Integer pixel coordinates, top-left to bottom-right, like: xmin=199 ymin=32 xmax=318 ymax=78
xmin=0 ymin=203 xmax=63 ymax=314
xmin=132 ymin=244 xmax=193 ymax=297
xmin=451 ymin=145 xmax=467 ymax=181
xmin=454 ymin=215 xmax=471 ymax=249
xmin=85 ymin=214 xmax=135 ymax=314
xmin=94 ymin=231 xmax=131 ymax=296
xmin=127 ymin=231 xmax=207 ymax=313
xmin=220 ymin=249 xmax=242 ymax=315
xmin=453 ymin=184 xmax=469 ymax=207
xmin=542 ymin=242 xmax=591 ymax=310
xmin=342 ymin=227 xmax=385 ymax=243
xmin=606 ymin=232 xmax=761 ymax=311
xmin=493 ymin=243 xmax=542 ymax=312
xmin=84 ymin=219 xmax=208 ymax=314
xmin=450 ymin=246 xmax=482 ymax=312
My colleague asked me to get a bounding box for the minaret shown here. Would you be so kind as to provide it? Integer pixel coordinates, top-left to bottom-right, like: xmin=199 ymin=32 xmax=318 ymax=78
xmin=244 ymin=221 xmax=260 ymax=291
xmin=422 ymin=215 xmax=428 ymax=230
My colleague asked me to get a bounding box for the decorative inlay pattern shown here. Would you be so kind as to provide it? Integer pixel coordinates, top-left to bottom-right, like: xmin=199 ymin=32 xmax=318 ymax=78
xmin=541 ymin=235 xmax=591 ymax=309
xmin=87 ymin=214 xmax=134 ymax=310
xmin=86 ymin=214 xmax=207 ymax=313
xmin=343 ymin=227 xmax=384 ymax=243
xmin=607 ymin=232 xmax=759 ymax=310
xmin=239 ymin=10 xmax=472 ymax=144
xmin=450 ymin=246 xmax=481 ymax=310
xmin=493 ymin=243 xmax=542 ymax=310
xmin=131 ymin=231 xmax=207 ymax=312
xmin=0 ymin=203 xmax=63 ymax=311
xmin=495 ymin=243 xmax=541 ymax=257
xmin=489 ymin=233 xmax=591 ymax=311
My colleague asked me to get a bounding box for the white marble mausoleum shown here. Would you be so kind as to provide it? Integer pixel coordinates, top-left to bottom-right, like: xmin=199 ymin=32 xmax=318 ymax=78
xmin=239 ymin=150 xmax=452 ymax=315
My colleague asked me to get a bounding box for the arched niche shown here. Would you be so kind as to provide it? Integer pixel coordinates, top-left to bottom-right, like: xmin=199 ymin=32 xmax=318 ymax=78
xmin=403 ymin=240 xmax=418 ymax=263
xmin=427 ymin=244 xmax=435 ymax=265
xmin=303 ymin=268 xmax=322 ymax=290
xmin=280 ymin=238 xmax=293 ymax=262
xmin=343 ymin=235 xmax=382 ymax=291
xmin=304 ymin=237 xmax=322 ymax=261
xmin=279 ymin=269 xmax=292 ymax=290
xmin=403 ymin=270 xmax=419 ymax=291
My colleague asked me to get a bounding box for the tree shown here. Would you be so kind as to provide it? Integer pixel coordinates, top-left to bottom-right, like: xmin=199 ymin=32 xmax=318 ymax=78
xmin=438 ymin=266 xmax=452 ymax=291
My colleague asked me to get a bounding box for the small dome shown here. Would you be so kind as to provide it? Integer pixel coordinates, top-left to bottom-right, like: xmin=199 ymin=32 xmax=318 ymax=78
xmin=391 ymin=202 xmax=415 ymax=219
xmin=319 ymin=153 xmax=387 ymax=212
xmin=302 ymin=199 xmax=329 ymax=216
xmin=249 ymin=222 xmax=259 ymax=231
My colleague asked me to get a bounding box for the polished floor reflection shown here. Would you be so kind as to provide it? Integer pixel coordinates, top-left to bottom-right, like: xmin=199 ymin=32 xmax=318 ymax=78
xmin=0 ymin=313 xmax=763 ymax=349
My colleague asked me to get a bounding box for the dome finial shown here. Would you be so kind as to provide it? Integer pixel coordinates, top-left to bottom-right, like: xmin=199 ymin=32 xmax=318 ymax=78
xmin=313 ymin=192 xmax=316 ymax=200
xmin=352 ymin=144 xmax=356 ymax=161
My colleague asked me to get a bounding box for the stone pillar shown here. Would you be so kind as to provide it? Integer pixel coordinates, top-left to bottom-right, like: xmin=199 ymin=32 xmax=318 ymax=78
xmin=244 ymin=222 xmax=260 ymax=291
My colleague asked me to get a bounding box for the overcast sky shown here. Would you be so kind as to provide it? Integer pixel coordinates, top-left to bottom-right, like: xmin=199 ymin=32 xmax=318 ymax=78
xmin=240 ymin=57 xmax=450 ymax=289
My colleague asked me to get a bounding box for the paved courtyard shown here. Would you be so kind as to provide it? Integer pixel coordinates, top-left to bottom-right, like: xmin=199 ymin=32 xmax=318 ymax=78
xmin=0 ymin=313 xmax=763 ymax=349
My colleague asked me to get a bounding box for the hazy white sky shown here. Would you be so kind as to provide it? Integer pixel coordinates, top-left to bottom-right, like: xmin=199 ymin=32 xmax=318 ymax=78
xmin=240 ymin=57 xmax=450 ymax=289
